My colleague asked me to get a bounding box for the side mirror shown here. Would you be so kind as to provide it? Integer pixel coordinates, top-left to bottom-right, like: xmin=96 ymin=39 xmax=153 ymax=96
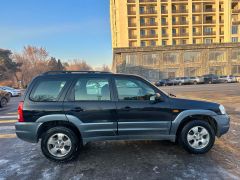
xmin=153 ymin=93 xmax=164 ymax=102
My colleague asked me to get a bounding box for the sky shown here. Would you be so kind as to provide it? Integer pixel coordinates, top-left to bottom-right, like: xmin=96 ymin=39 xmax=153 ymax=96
xmin=0 ymin=0 xmax=112 ymax=67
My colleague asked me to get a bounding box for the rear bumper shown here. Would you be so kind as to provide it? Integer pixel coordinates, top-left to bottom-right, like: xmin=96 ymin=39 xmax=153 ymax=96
xmin=212 ymin=114 xmax=230 ymax=137
xmin=15 ymin=122 xmax=42 ymax=143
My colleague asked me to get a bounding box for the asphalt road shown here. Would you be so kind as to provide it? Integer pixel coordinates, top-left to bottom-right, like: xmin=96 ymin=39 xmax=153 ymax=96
xmin=0 ymin=83 xmax=239 ymax=180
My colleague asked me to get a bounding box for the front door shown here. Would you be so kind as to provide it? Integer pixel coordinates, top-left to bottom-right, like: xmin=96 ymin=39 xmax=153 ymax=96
xmin=114 ymin=76 xmax=172 ymax=136
xmin=64 ymin=76 xmax=117 ymax=139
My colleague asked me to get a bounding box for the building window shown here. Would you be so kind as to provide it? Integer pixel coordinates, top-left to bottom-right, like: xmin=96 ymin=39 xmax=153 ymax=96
xmin=172 ymin=17 xmax=176 ymax=24
xmin=162 ymin=40 xmax=167 ymax=46
xmin=209 ymin=51 xmax=225 ymax=62
xmin=161 ymin=5 xmax=166 ymax=13
xmin=150 ymin=29 xmax=156 ymax=35
xmin=161 ymin=18 xmax=167 ymax=25
xmin=181 ymin=16 xmax=187 ymax=23
xmin=192 ymin=5 xmax=196 ymax=11
xmin=162 ymin=28 xmax=167 ymax=35
xmin=205 ymin=16 xmax=213 ymax=23
xmin=192 ymin=16 xmax=196 ymax=22
xmin=184 ymin=51 xmax=201 ymax=63
xmin=140 ymin=7 xmax=145 ymax=14
xmin=232 ymin=37 xmax=238 ymax=43
xmin=172 ymin=5 xmax=177 ymax=12
xmin=173 ymin=39 xmax=177 ymax=45
xmin=232 ymin=65 xmax=240 ymax=75
xmin=209 ymin=66 xmax=225 ymax=76
xmin=150 ymin=18 xmax=155 ymax=25
xmin=163 ymin=52 xmax=179 ymax=65
xmin=231 ymin=50 xmax=240 ymax=61
xmin=140 ymin=29 xmax=145 ymax=36
xmin=232 ymin=26 xmax=238 ymax=34
xmin=204 ymin=27 xmax=213 ymax=34
xmin=172 ymin=28 xmax=177 ymax=35
xmin=193 ymin=39 xmax=197 ymax=44
xmin=140 ymin=17 xmax=145 ymax=25
xmin=125 ymin=54 xmax=138 ymax=67
xmin=181 ymin=39 xmax=187 ymax=44
xmin=143 ymin=54 xmax=158 ymax=66
xmin=141 ymin=41 xmax=146 ymax=47
xmin=204 ymin=38 xmax=213 ymax=44
xmin=150 ymin=40 xmax=156 ymax=46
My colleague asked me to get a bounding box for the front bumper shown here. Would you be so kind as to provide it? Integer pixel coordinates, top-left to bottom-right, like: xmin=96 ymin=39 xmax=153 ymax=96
xmin=212 ymin=114 xmax=230 ymax=137
xmin=15 ymin=122 xmax=42 ymax=143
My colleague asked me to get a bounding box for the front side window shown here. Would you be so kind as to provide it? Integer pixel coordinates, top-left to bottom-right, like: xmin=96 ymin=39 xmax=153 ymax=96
xmin=30 ymin=80 xmax=67 ymax=102
xmin=115 ymin=78 xmax=155 ymax=101
xmin=72 ymin=78 xmax=110 ymax=101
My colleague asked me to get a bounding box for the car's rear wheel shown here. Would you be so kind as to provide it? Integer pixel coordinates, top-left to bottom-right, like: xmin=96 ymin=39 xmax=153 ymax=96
xmin=0 ymin=98 xmax=8 ymax=107
xmin=179 ymin=120 xmax=215 ymax=154
xmin=41 ymin=126 xmax=81 ymax=162
xmin=193 ymin=81 xmax=197 ymax=85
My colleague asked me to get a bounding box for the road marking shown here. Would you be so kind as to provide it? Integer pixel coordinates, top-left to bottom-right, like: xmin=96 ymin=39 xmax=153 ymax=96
xmin=0 ymin=115 xmax=18 ymax=119
xmin=0 ymin=126 xmax=15 ymax=130
xmin=0 ymin=134 xmax=16 ymax=139
xmin=0 ymin=120 xmax=17 ymax=124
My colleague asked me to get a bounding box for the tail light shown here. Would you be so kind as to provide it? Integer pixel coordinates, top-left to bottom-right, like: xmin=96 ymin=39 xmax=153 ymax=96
xmin=18 ymin=101 xmax=24 ymax=122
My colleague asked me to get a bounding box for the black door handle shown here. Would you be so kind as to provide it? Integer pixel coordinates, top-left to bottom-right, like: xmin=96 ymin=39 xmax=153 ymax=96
xmin=71 ymin=107 xmax=84 ymax=112
xmin=122 ymin=106 xmax=131 ymax=111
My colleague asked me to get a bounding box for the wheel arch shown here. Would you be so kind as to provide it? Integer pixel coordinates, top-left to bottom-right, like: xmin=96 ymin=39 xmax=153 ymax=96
xmin=170 ymin=110 xmax=218 ymax=140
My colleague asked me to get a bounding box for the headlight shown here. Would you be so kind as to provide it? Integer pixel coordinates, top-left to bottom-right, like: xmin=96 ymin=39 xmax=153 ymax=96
xmin=219 ymin=105 xmax=226 ymax=115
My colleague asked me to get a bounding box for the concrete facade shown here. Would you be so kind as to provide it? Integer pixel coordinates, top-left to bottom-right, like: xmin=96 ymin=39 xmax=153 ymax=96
xmin=113 ymin=43 xmax=240 ymax=81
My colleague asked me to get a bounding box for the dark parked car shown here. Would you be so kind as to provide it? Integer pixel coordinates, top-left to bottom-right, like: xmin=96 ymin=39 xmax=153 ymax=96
xmin=203 ymin=74 xmax=221 ymax=84
xmin=155 ymin=79 xmax=169 ymax=86
xmin=15 ymin=71 xmax=230 ymax=162
xmin=0 ymin=90 xmax=11 ymax=107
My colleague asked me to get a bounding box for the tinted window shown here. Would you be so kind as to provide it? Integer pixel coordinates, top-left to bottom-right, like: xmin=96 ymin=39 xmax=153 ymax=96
xmin=73 ymin=78 xmax=110 ymax=101
xmin=115 ymin=78 xmax=155 ymax=101
xmin=30 ymin=80 xmax=67 ymax=102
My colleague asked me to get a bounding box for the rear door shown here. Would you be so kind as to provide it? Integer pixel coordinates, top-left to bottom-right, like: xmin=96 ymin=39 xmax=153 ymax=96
xmin=63 ymin=75 xmax=117 ymax=139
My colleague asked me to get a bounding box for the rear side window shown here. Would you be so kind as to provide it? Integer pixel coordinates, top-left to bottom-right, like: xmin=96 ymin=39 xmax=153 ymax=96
xmin=30 ymin=80 xmax=67 ymax=102
xmin=69 ymin=78 xmax=111 ymax=101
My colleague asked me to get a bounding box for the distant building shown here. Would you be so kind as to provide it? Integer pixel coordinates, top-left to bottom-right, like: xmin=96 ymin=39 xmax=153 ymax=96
xmin=110 ymin=0 xmax=240 ymax=47
xmin=112 ymin=43 xmax=240 ymax=81
xmin=110 ymin=0 xmax=240 ymax=80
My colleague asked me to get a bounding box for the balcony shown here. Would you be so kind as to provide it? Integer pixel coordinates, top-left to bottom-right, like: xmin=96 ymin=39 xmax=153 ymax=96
xmin=204 ymin=8 xmax=216 ymax=13
xmin=140 ymin=10 xmax=157 ymax=15
xmin=232 ymin=20 xmax=240 ymax=25
xmin=172 ymin=33 xmax=189 ymax=37
xmin=140 ymin=22 xmax=158 ymax=26
xmin=127 ymin=0 xmax=135 ymax=3
xmin=129 ymin=35 xmax=137 ymax=39
xmin=172 ymin=9 xmax=188 ymax=14
xmin=172 ymin=21 xmax=188 ymax=25
xmin=193 ymin=20 xmax=202 ymax=24
xmin=162 ymin=33 xmax=168 ymax=37
xmin=161 ymin=10 xmax=168 ymax=14
xmin=139 ymin=0 xmax=157 ymax=3
xmin=140 ymin=34 xmax=158 ymax=38
xmin=203 ymin=31 xmax=216 ymax=36
xmin=128 ymin=23 xmax=136 ymax=27
xmin=203 ymin=20 xmax=216 ymax=24
xmin=193 ymin=32 xmax=202 ymax=36
xmin=232 ymin=9 xmax=240 ymax=13
xmin=192 ymin=9 xmax=202 ymax=13
xmin=161 ymin=22 xmax=168 ymax=26
xmin=128 ymin=11 xmax=136 ymax=15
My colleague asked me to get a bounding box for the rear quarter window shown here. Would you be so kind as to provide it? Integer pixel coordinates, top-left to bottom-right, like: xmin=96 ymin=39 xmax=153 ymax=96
xmin=30 ymin=79 xmax=67 ymax=102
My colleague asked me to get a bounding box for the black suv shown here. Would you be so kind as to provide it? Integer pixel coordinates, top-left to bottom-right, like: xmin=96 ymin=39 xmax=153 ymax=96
xmin=15 ymin=71 xmax=230 ymax=162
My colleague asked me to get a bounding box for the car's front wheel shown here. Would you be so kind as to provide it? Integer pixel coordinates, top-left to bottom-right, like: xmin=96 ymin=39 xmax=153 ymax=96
xmin=0 ymin=98 xmax=8 ymax=108
xmin=41 ymin=126 xmax=81 ymax=162
xmin=179 ymin=120 xmax=215 ymax=154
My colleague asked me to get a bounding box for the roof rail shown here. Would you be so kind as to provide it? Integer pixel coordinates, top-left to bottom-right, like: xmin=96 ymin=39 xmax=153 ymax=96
xmin=43 ymin=71 xmax=112 ymax=75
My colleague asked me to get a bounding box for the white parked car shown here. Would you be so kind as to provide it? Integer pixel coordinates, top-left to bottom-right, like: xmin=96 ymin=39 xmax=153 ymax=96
xmin=219 ymin=75 xmax=238 ymax=83
xmin=0 ymin=86 xmax=21 ymax=97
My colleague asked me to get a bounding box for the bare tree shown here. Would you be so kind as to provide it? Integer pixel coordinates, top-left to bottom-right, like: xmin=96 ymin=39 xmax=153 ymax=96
xmin=66 ymin=59 xmax=93 ymax=71
xmin=13 ymin=46 xmax=49 ymax=87
xmin=101 ymin=64 xmax=111 ymax=72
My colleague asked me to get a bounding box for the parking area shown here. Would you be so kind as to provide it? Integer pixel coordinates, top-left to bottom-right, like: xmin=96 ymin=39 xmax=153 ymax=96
xmin=0 ymin=83 xmax=239 ymax=180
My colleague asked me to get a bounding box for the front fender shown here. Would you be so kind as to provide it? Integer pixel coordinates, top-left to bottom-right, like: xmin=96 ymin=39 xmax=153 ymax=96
xmin=170 ymin=109 xmax=217 ymax=135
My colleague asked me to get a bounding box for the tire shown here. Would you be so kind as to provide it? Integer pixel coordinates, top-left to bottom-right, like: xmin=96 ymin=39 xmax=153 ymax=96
xmin=178 ymin=120 xmax=215 ymax=154
xmin=41 ymin=126 xmax=81 ymax=162
xmin=0 ymin=98 xmax=8 ymax=108
xmin=193 ymin=81 xmax=197 ymax=85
